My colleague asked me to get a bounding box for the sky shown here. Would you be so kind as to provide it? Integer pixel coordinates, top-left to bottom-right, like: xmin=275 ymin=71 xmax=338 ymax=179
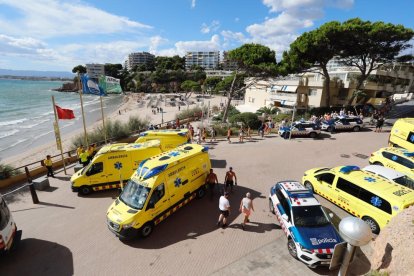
xmin=0 ymin=0 xmax=413 ymax=72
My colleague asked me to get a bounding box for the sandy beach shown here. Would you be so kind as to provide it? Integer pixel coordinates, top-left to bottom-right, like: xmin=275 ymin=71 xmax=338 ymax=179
xmin=3 ymin=93 xmax=227 ymax=168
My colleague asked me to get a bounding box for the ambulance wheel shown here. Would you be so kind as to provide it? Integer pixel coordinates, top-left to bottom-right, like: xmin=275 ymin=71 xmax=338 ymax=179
xmin=373 ymin=162 xmax=383 ymax=166
xmin=304 ymin=181 xmax=314 ymax=193
xmin=309 ymin=132 xmax=317 ymax=138
xmin=269 ymin=199 xmax=275 ymax=214
xmin=140 ymin=222 xmax=154 ymax=238
xmin=362 ymin=216 xmax=380 ymax=234
xmin=287 ymin=239 xmax=298 ymax=259
xmin=79 ymin=186 xmax=92 ymax=195
xmin=196 ymin=187 xmax=206 ymax=199
xmin=353 ymin=126 xmax=361 ymax=132
xmin=283 ymin=132 xmax=290 ymax=139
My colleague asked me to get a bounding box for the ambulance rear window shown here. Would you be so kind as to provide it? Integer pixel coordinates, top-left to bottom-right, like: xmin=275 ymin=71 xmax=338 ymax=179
xmin=407 ymin=132 xmax=414 ymax=144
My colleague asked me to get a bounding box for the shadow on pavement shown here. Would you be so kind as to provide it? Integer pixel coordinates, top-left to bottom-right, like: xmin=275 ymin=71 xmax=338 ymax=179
xmin=38 ymin=201 xmax=75 ymax=209
xmin=0 ymin=238 xmax=74 ymax=276
xmin=123 ymin=185 xmax=261 ymax=249
xmin=228 ymin=221 xmax=280 ymax=233
xmin=79 ymin=189 xmax=120 ymax=199
xmin=211 ymin=159 xmax=227 ymax=169
xmin=54 ymin=176 xmax=71 ymax=181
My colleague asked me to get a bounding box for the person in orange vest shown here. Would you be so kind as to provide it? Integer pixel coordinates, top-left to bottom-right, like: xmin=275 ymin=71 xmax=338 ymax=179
xmin=44 ymin=155 xmax=54 ymax=177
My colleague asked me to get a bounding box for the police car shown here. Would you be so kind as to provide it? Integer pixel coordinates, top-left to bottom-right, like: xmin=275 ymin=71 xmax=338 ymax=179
xmin=278 ymin=121 xmax=320 ymax=139
xmin=321 ymin=116 xmax=364 ymax=132
xmin=269 ymin=181 xmax=342 ymax=268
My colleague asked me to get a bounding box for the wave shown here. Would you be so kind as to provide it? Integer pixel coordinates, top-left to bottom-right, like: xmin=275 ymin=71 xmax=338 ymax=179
xmin=0 ymin=129 xmax=19 ymax=139
xmin=19 ymin=119 xmax=50 ymax=129
xmin=34 ymin=130 xmax=54 ymax=140
xmin=0 ymin=118 xmax=28 ymax=126
xmin=0 ymin=138 xmax=29 ymax=153
xmin=88 ymin=106 xmax=107 ymax=113
xmin=60 ymin=122 xmax=75 ymax=129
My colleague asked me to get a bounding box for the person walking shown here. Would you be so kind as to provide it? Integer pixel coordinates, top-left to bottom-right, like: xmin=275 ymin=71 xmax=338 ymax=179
xmin=239 ymin=192 xmax=254 ymax=230
xmin=202 ymin=128 xmax=206 ymax=143
xmin=44 ymin=155 xmax=54 ymax=177
xmin=247 ymin=126 xmax=252 ymax=141
xmin=217 ymin=192 xmax=230 ymax=228
xmin=239 ymin=126 xmax=244 ymax=143
xmin=375 ymin=115 xmax=385 ymax=132
xmin=224 ymin=167 xmax=237 ymax=193
xmin=209 ymin=127 xmax=216 ymax=142
xmin=227 ymin=127 xmax=232 ymax=143
xmin=206 ymin=169 xmax=219 ymax=199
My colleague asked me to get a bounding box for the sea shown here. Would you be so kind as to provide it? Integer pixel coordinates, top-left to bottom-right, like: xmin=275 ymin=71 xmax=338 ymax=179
xmin=0 ymin=79 xmax=123 ymax=162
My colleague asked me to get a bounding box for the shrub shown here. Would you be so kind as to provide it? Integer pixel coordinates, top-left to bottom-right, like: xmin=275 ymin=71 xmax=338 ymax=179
xmin=229 ymin=112 xmax=261 ymax=129
xmin=176 ymin=106 xmax=208 ymax=120
xmin=0 ymin=163 xmax=21 ymax=179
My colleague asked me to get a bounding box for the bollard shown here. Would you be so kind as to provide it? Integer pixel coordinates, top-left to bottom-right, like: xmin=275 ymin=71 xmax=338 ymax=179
xmin=25 ymin=166 xmax=39 ymax=204
xmin=338 ymin=217 xmax=372 ymax=276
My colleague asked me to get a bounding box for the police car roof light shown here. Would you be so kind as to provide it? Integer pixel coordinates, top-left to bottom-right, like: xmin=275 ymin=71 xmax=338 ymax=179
xmin=340 ymin=165 xmax=360 ymax=173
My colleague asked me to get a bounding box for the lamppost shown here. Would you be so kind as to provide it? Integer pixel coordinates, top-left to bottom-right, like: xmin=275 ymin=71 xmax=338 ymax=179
xmin=161 ymin=109 xmax=164 ymax=125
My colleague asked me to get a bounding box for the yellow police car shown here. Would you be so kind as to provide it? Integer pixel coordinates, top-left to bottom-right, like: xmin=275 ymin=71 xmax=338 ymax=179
xmin=369 ymin=147 xmax=414 ymax=177
xmin=302 ymin=165 xmax=414 ymax=234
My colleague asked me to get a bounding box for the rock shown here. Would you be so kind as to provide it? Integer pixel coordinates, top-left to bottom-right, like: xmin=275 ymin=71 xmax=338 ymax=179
xmin=369 ymin=206 xmax=414 ymax=275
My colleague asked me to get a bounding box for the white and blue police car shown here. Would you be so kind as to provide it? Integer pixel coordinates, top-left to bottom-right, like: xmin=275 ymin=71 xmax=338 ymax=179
xmin=269 ymin=181 xmax=342 ymax=268
xmin=321 ymin=116 xmax=364 ymax=133
xmin=278 ymin=121 xmax=320 ymax=139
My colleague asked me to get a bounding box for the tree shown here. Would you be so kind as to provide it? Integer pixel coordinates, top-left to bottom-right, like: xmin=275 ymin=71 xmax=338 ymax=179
xmin=104 ymin=63 xmax=123 ymax=78
xmin=222 ymin=44 xmax=278 ymax=122
xmin=72 ymin=65 xmax=86 ymax=74
xmin=204 ymin=76 xmax=223 ymax=93
xmin=181 ymin=80 xmax=201 ymax=99
xmin=337 ymin=18 xmax=414 ymax=104
xmin=280 ymin=21 xmax=342 ymax=107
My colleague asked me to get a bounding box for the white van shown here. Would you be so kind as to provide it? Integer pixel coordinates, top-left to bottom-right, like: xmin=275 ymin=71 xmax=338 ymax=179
xmin=363 ymin=165 xmax=414 ymax=190
xmin=0 ymin=194 xmax=21 ymax=252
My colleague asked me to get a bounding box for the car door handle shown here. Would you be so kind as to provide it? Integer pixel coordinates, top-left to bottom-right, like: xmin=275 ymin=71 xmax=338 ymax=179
xmin=101 ymin=175 xmax=106 ymax=177
xmin=163 ymin=199 xmax=168 ymax=203
xmin=335 ymin=189 xmax=339 ymax=192
xmin=107 ymin=174 xmax=112 ymax=176
xmin=171 ymin=194 xmax=175 ymax=197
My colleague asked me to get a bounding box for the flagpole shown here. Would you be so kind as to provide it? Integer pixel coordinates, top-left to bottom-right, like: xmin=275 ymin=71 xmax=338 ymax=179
xmin=100 ymin=95 xmax=107 ymax=144
xmin=78 ymin=72 xmax=89 ymax=147
xmin=52 ymin=96 xmax=67 ymax=175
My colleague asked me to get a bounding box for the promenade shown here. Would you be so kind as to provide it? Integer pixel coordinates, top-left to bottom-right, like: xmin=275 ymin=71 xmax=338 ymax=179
xmin=0 ymin=127 xmax=389 ymax=275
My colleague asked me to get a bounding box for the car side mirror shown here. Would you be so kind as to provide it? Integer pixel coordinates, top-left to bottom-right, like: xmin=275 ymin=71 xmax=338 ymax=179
xmin=85 ymin=171 xmax=91 ymax=176
xmin=282 ymin=214 xmax=289 ymax=221
xmin=147 ymin=201 xmax=155 ymax=209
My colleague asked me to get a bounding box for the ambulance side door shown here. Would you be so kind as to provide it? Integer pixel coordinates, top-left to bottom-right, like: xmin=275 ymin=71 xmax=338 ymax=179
xmin=86 ymin=162 xmax=106 ymax=185
xmin=146 ymin=183 xmax=170 ymax=219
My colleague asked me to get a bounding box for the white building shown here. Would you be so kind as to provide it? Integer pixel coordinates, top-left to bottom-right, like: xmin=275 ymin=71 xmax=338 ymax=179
xmin=239 ymin=62 xmax=414 ymax=113
xmin=185 ymin=51 xmax=220 ymax=70
xmin=125 ymin=52 xmax=155 ymax=71
xmin=86 ymin=63 xmax=105 ymax=79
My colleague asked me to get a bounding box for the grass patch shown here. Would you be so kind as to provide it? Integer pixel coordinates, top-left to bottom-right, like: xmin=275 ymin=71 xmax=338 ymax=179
xmin=0 ymin=163 xmax=21 ymax=179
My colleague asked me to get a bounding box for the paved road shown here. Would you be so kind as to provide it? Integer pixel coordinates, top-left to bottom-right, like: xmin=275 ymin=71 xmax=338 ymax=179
xmin=0 ymin=127 xmax=390 ymax=275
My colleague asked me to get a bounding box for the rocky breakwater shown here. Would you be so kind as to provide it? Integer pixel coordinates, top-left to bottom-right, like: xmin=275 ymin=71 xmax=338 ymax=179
xmin=53 ymin=81 xmax=79 ymax=92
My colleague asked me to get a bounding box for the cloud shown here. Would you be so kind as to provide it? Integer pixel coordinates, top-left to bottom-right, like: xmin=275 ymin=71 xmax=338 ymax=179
xmin=262 ymin=0 xmax=353 ymax=13
xmin=191 ymin=0 xmax=196 ymax=8
xmin=200 ymin=20 xmax=220 ymax=34
xmin=149 ymin=36 xmax=168 ymax=54
xmin=0 ymin=0 xmax=152 ymax=38
xmin=157 ymin=35 xmax=221 ymax=57
xmin=235 ymin=17 xmax=240 ymax=22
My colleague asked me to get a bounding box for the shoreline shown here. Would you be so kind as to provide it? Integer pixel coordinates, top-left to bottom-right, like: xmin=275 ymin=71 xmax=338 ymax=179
xmin=3 ymin=93 xmax=226 ymax=168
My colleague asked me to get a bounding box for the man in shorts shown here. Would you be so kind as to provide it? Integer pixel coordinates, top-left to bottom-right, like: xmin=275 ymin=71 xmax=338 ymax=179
xmin=224 ymin=167 xmax=237 ymax=193
xmin=217 ymin=192 xmax=230 ymax=228
xmin=205 ymin=168 xmax=219 ymax=199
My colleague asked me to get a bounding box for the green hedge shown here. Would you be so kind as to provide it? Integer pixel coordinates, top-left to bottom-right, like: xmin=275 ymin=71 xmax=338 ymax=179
xmin=0 ymin=163 xmax=21 ymax=179
xmin=229 ymin=112 xmax=261 ymax=129
xmin=176 ymin=106 xmax=208 ymax=120
xmin=71 ymin=116 xmax=149 ymax=148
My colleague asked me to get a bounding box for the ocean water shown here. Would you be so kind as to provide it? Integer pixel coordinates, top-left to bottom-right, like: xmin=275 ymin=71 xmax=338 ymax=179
xmin=0 ymin=79 xmax=123 ymax=161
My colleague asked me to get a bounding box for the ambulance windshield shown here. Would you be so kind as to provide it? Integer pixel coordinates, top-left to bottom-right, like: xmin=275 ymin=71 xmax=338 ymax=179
xmin=120 ymin=180 xmax=151 ymax=210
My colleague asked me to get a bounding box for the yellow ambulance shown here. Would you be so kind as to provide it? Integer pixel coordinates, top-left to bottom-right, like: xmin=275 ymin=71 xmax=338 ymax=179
xmin=71 ymin=140 xmax=162 ymax=195
xmin=135 ymin=129 xmax=189 ymax=151
xmin=302 ymin=165 xmax=414 ymax=234
xmin=107 ymin=144 xmax=211 ymax=240
xmin=389 ymin=118 xmax=414 ymax=151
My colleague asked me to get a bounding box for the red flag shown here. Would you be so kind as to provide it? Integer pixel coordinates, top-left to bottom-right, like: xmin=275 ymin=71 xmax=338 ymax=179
xmin=55 ymin=105 xmax=75 ymax=120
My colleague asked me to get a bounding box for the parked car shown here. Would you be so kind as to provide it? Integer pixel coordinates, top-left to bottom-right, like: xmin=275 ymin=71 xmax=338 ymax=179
xmin=321 ymin=116 xmax=364 ymax=133
xmin=269 ymin=181 xmax=342 ymax=267
xmin=278 ymin=121 xmax=320 ymax=139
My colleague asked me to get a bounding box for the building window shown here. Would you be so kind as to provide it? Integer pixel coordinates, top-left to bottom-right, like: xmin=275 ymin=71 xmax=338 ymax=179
xmin=309 ymin=89 xmax=317 ymax=96
xmin=251 ymin=98 xmax=255 ymax=103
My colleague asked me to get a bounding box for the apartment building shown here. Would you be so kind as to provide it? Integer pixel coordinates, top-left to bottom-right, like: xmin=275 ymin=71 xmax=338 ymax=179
xmin=125 ymin=52 xmax=155 ymax=71
xmin=221 ymin=51 xmax=238 ymax=71
xmin=239 ymin=62 xmax=414 ymax=113
xmin=86 ymin=63 xmax=105 ymax=79
xmin=185 ymin=51 xmax=220 ymax=70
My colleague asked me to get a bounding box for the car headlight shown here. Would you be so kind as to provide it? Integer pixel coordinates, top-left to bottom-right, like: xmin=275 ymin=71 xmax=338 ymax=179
xmin=300 ymin=244 xmax=313 ymax=254
xmin=122 ymin=221 xmax=135 ymax=229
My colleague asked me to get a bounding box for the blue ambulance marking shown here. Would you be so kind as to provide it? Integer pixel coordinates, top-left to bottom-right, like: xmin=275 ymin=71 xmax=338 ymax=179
xmin=114 ymin=162 xmax=123 ymax=170
xmin=364 ymin=177 xmax=376 ymax=182
xmin=371 ymin=196 xmax=382 ymax=207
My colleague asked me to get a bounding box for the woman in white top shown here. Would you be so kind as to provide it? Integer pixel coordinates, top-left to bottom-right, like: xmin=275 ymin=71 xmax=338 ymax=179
xmin=239 ymin=192 xmax=254 ymax=230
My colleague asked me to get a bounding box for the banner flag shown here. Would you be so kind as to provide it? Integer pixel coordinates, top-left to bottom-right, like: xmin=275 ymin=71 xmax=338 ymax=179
xmin=81 ymin=74 xmax=105 ymax=96
xmin=99 ymin=75 xmax=123 ymax=94
xmin=55 ymin=105 xmax=75 ymax=119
